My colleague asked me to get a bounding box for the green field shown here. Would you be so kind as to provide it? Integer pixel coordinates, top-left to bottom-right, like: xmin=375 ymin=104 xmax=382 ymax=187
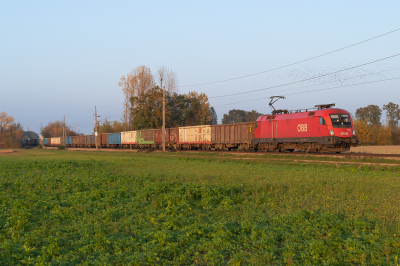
xmin=1 ymin=149 xmax=400 ymax=265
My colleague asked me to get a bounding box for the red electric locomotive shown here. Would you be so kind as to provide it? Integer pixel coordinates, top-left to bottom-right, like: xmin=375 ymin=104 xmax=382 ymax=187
xmin=253 ymin=103 xmax=359 ymax=153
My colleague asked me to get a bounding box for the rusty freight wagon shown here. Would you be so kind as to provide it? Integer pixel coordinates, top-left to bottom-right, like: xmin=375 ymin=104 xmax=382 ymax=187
xmin=155 ymin=129 xmax=171 ymax=148
xmin=71 ymin=136 xmax=79 ymax=147
xmin=168 ymin=128 xmax=179 ymax=148
xmin=136 ymin=129 xmax=156 ymax=148
xmin=78 ymin=136 xmax=86 ymax=147
xmin=96 ymin=133 xmax=109 ymax=148
xmin=211 ymin=122 xmax=255 ymax=151
xmin=86 ymin=135 xmax=95 ymax=148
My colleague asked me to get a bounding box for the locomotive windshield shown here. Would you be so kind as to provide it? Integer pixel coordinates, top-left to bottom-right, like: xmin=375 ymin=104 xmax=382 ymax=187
xmin=330 ymin=114 xmax=352 ymax=128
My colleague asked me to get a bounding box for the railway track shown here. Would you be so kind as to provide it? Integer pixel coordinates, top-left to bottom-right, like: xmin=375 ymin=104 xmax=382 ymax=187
xmin=61 ymin=147 xmax=400 ymax=159
xmin=179 ymin=149 xmax=400 ymax=159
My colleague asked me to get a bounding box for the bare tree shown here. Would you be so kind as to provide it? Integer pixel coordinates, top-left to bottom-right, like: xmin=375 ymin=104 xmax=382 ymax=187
xmin=118 ymin=66 xmax=154 ymax=129
xmin=156 ymin=66 xmax=178 ymax=94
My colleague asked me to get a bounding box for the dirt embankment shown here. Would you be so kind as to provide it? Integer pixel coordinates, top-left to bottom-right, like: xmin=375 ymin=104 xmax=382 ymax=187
xmin=350 ymin=146 xmax=400 ymax=154
xmin=0 ymin=150 xmax=18 ymax=155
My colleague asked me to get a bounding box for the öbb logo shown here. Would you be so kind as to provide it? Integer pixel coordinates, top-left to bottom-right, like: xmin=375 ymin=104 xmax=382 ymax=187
xmin=297 ymin=124 xmax=307 ymax=132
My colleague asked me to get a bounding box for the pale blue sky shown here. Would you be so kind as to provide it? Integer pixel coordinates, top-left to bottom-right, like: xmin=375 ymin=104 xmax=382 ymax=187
xmin=1 ymin=0 xmax=399 ymax=135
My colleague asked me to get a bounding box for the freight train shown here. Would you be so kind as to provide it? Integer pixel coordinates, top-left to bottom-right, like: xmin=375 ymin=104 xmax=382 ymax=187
xmin=37 ymin=104 xmax=359 ymax=153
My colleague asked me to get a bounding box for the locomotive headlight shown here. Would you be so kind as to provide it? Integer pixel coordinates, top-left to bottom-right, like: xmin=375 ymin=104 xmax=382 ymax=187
xmin=329 ymin=130 xmax=335 ymax=136
xmin=352 ymin=130 xmax=356 ymax=135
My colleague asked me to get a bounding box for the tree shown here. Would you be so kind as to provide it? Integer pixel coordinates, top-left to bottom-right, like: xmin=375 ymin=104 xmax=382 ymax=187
xmin=156 ymin=66 xmax=178 ymax=94
xmin=353 ymin=118 xmax=371 ymax=145
xmin=129 ymin=87 xmax=212 ymax=130
xmin=245 ymin=110 xmax=264 ymax=122
xmin=221 ymin=109 xmax=263 ymax=124
xmin=97 ymin=119 xmax=125 ymax=134
xmin=130 ymin=86 xmax=171 ymax=130
xmin=209 ymin=107 xmax=218 ymax=125
xmin=355 ymin=105 xmax=382 ymax=126
xmin=222 ymin=109 xmax=245 ymax=124
xmin=383 ymin=102 xmax=400 ymax=128
xmin=0 ymin=112 xmax=24 ymax=148
xmin=42 ymin=121 xmax=79 ymax=138
xmin=119 ymin=66 xmax=155 ymax=129
xmin=0 ymin=111 xmax=15 ymax=139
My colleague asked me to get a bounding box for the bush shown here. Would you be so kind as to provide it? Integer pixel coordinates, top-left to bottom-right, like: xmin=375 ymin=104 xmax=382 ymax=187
xmin=58 ymin=145 xmax=66 ymax=150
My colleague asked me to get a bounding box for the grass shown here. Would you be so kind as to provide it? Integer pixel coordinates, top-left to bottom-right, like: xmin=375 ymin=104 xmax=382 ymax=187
xmin=1 ymin=149 xmax=400 ymax=265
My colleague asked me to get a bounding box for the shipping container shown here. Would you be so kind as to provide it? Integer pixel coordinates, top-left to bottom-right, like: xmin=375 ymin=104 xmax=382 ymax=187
xmin=211 ymin=122 xmax=255 ymax=145
xmin=137 ymin=129 xmax=156 ymax=145
xmin=179 ymin=125 xmax=211 ymax=144
xmin=66 ymin=137 xmax=72 ymax=145
xmin=51 ymin=137 xmax=61 ymax=145
xmin=43 ymin=138 xmax=48 ymax=145
xmin=108 ymin=133 xmax=121 ymax=145
xmin=121 ymin=131 xmax=137 ymax=144
xmin=87 ymin=135 xmax=95 ymax=145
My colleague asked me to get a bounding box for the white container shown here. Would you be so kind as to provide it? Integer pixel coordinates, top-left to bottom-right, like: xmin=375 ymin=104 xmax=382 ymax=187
xmin=51 ymin=137 xmax=61 ymax=145
xmin=179 ymin=125 xmax=211 ymax=144
xmin=121 ymin=131 xmax=137 ymax=144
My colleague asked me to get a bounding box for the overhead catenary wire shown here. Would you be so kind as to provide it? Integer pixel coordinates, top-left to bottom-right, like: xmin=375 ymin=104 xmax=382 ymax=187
xmin=209 ymin=53 xmax=400 ymax=99
xmin=213 ymin=76 xmax=400 ymax=107
xmin=180 ymin=28 xmax=400 ymax=87
xmin=213 ymin=66 xmax=400 ymax=101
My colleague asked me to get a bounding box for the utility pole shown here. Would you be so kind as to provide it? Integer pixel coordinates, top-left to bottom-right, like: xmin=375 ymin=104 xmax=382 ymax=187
xmin=95 ymin=106 xmax=98 ymax=150
xmin=63 ymin=116 xmax=65 ymax=145
xmin=161 ymin=77 xmax=165 ymax=152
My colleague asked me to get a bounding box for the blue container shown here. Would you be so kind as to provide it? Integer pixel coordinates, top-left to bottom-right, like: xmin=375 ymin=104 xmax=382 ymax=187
xmin=43 ymin=139 xmax=48 ymax=145
xmin=108 ymin=133 xmax=121 ymax=145
xmin=22 ymin=139 xmax=26 ymax=145
xmin=66 ymin=137 xmax=72 ymax=145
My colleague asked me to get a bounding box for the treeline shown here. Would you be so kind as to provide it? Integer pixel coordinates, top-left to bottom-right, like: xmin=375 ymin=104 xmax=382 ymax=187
xmin=98 ymin=66 xmax=217 ymax=133
xmin=354 ymin=102 xmax=400 ymax=145
xmin=221 ymin=109 xmax=263 ymax=124
xmin=41 ymin=121 xmax=79 ymax=138
xmin=0 ymin=112 xmax=24 ymax=148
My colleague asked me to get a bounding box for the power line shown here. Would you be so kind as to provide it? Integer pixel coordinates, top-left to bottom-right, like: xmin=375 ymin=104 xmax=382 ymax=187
xmin=213 ymin=76 xmax=400 ymax=107
xmin=180 ymin=28 xmax=400 ymax=87
xmin=210 ymin=53 xmax=400 ymax=98
xmin=285 ymin=76 xmax=400 ymax=97
xmin=213 ymin=66 xmax=400 ymax=101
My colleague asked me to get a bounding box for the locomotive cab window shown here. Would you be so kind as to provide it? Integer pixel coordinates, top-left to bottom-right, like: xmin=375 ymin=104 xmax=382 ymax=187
xmin=330 ymin=114 xmax=352 ymax=127
xmin=319 ymin=117 xmax=326 ymax=125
